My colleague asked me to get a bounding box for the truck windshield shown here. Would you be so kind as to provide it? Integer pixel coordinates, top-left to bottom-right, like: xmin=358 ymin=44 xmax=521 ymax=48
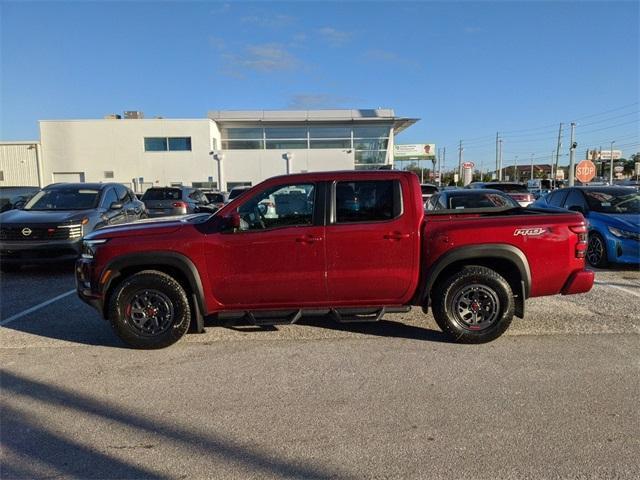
xmin=584 ymin=189 xmax=640 ymax=214
xmin=23 ymin=188 xmax=100 ymax=210
xmin=448 ymin=192 xmax=519 ymax=209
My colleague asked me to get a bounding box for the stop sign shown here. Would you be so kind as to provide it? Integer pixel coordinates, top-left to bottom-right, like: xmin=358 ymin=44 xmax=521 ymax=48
xmin=575 ymin=160 xmax=596 ymax=183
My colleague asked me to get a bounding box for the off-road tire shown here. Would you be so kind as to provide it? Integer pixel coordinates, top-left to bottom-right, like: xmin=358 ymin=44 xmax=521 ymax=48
xmin=432 ymin=265 xmax=514 ymax=344
xmin=108 ymin=270 xmax=191 ymax=349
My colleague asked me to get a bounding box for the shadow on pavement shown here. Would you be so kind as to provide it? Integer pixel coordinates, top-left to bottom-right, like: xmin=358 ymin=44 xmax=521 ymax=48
xmin=298 ymin=317 xmax=452 ymax=343
xmin=210 ymin=315 xmax=452 ymax=344
xmin=1 ymin=370 xmax=344 ymax=479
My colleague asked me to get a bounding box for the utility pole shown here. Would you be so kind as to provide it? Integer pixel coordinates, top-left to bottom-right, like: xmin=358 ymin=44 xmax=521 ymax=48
xmin=458 ymin=140 xmax=463 ymax=185
xmin=609 ymin=140 xmax=615 ymax=185
xmin=550 ymin=150 xmax=555 ymax=183
xmin=568 ymin=123 xmax=577 ymax=186
xmin=442 ymin=147 xmax=446 ymax=185
xmin=495 ymin=132 xmax=500 ymax=179
xmin=498 ymin=139 xmax=504 ymax=180
xmin=513 ymin=155 xmax=519 ymax=182
xmin=554 ymin=123 xmax=563 ymax=184
xmin=530 ymin=153 xmax=534 ymax=180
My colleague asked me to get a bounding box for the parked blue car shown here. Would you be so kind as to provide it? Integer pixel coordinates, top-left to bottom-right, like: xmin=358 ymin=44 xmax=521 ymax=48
xmin=530 ymin=186 xmax=639 ymax=267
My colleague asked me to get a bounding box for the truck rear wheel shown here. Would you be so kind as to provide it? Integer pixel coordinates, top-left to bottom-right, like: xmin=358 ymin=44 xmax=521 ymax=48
xmin=432 ymin=266 xmax=514 ymax=343
xmin=108 ymin=270 xmax=191 ymax=349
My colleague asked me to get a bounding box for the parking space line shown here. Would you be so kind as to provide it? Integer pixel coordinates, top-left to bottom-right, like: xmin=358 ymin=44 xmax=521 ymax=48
xmin=594 ymin=281 xmax=640 ymax=298
xmin=0 ymin=290 xmax=76 ymax=327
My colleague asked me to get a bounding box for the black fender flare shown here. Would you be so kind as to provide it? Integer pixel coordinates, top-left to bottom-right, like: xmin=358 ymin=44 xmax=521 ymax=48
xmin=101 ymin=251 xmax=207 ymax=319
xmin=418 ymin=244 xmax=531 ymax=306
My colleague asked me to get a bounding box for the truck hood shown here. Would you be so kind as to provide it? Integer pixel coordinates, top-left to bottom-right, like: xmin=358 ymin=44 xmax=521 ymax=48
xmin=587 ymin=212 xmax=640 ymax=232
xmin=0 ymin=208 xmax=95 ymax=225
xmin=85 ymin=214 xmax=208 ymax=240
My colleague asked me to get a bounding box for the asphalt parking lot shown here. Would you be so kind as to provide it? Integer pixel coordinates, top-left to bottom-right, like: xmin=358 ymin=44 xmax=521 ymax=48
xmin=1 ymin=265 xmax=639 ymax=479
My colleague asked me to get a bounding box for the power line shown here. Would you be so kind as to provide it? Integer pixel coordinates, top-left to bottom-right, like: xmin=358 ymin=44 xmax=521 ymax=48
xmin=579 ymin=119 xmax=639 ymax=135
xmin=571 ymin=102 xmax=639 ymax=122
xmin=577 ymin=109 xmax=639 ymax=128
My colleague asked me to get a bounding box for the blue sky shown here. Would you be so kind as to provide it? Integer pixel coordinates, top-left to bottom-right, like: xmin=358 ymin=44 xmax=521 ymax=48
xmin=1 ymin=0 xmax=638 ymax=167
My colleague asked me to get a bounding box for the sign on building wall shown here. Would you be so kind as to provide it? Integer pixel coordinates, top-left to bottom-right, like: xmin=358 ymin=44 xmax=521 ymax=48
xmin=394 ymin=144 xmax=436 ymax=159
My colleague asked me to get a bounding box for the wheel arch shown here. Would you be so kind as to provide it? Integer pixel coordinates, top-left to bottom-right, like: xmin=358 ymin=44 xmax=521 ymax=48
xmin=419 ymin=244 xmax=531 ymax=318
xmin=101 ymin=251 xmax=207 ymax=320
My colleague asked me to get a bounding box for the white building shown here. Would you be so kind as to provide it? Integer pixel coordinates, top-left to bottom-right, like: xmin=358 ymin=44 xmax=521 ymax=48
xmin=1 ymin=109 xmax=418 ymax=191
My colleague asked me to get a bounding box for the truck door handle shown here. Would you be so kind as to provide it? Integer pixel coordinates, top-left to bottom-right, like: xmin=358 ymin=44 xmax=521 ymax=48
xmin=384 ymin=231 xmax=410 ymax=240
xmin=296 ymin=235 xmax=323 ymax=244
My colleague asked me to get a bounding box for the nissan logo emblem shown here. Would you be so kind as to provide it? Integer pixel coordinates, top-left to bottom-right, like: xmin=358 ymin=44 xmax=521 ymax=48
xmin=21 ymin=227 xmax=32 ymax=236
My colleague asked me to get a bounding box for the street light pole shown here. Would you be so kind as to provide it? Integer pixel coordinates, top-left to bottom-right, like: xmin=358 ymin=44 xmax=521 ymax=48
xmin=513 ymin=155 xmax=518 ymax=182
xmin=609 ymin=140 xmax=615 ymax=185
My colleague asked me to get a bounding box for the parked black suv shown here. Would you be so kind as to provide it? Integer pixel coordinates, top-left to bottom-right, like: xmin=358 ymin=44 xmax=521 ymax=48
xmin=0 ymin=182 xmax=146 ymax=271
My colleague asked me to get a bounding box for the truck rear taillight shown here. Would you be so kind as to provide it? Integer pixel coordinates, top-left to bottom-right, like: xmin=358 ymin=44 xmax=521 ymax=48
xmin=172 ymin=201 xmax=187 ymax=209
xmin=570 ymin=225 xmax=588 ymax=258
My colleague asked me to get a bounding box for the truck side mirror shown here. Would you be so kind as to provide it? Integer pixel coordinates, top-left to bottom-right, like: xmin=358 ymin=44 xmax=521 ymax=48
xmin=223 ymin=212 xmax=241 ymax=231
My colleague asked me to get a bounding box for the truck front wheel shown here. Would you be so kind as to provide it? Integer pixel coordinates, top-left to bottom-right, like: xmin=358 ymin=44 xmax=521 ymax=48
xmin=108 ymin=270 xmax=191 ymax=349
xmin=432 ymin=266 xmax=514 ymax=343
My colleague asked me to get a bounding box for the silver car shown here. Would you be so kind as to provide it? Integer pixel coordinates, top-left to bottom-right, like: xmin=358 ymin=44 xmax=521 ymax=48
xmin=141 ymin=187 xmax=211 ymax=217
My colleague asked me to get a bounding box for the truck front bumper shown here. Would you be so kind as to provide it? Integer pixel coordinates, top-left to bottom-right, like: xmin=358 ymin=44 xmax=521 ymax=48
xmin=75 ymin=258 xmax=106 ymax=316
xmin=561 ymin=270 xmax=595 ymax=295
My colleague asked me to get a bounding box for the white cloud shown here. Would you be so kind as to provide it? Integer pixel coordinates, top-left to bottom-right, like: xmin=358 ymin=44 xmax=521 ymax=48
xmin=363 ymin=49 xmax=421 ymax=69
xmin=221 ymin=43 xmax=299 ymax=77
xmin=317 ymin=27 xmax=352 ymax=46
xmin=240 ymin=13 xmax=295 ymax=28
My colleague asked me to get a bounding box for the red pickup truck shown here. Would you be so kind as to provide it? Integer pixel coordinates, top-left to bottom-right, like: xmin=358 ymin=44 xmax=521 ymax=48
xmin=76 ymin=171 xmax=594 ymax=349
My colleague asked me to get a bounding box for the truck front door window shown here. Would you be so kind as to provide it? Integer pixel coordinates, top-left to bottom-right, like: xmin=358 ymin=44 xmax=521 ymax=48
xmin=237 ymin=183 xmax=315 ymax=231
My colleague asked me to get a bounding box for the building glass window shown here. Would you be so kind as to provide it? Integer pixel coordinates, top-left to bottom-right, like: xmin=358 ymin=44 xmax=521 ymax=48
xmin=168 ymin=137 xmax=192 ymax=151
xmin=353 ymin=124 xmax=391 ymax=169
xmin=144 ymin=137 xmax=192 ymax=152
xmin=144 ymin=137 xmax=168 ymax=151
xmin=309 ymin=126 xmax=351 ymax=149
xmin=310 ymin=139 xmax=351 ymax=149
xmin=353 ymin=126 xmax=390 ymax=139
xmin=266 ymin=140 xmax=308 ymax=149
xmin=264 ymin=127 xmax=307 ymax=139
xmin=222 ymin=140 xmax=264 ymax=149
xmin=309 ymin=126 xmax=352 ymax=139
xmin=222 ymin=128 xmax=263 ymax=139
xmin=221 ymin=128 xmax=264 ymax=149
xmin=354 ymin=138 xmax=389 ymax=151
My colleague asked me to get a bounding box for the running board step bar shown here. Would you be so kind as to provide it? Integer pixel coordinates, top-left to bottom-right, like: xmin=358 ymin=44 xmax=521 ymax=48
xmin=217 ymin=306 xmax=410 ymax=326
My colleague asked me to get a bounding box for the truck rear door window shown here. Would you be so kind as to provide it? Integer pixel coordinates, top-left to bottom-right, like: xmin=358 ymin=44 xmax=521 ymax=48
xmin=335 ymin=180 xmax=401 ymax=223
